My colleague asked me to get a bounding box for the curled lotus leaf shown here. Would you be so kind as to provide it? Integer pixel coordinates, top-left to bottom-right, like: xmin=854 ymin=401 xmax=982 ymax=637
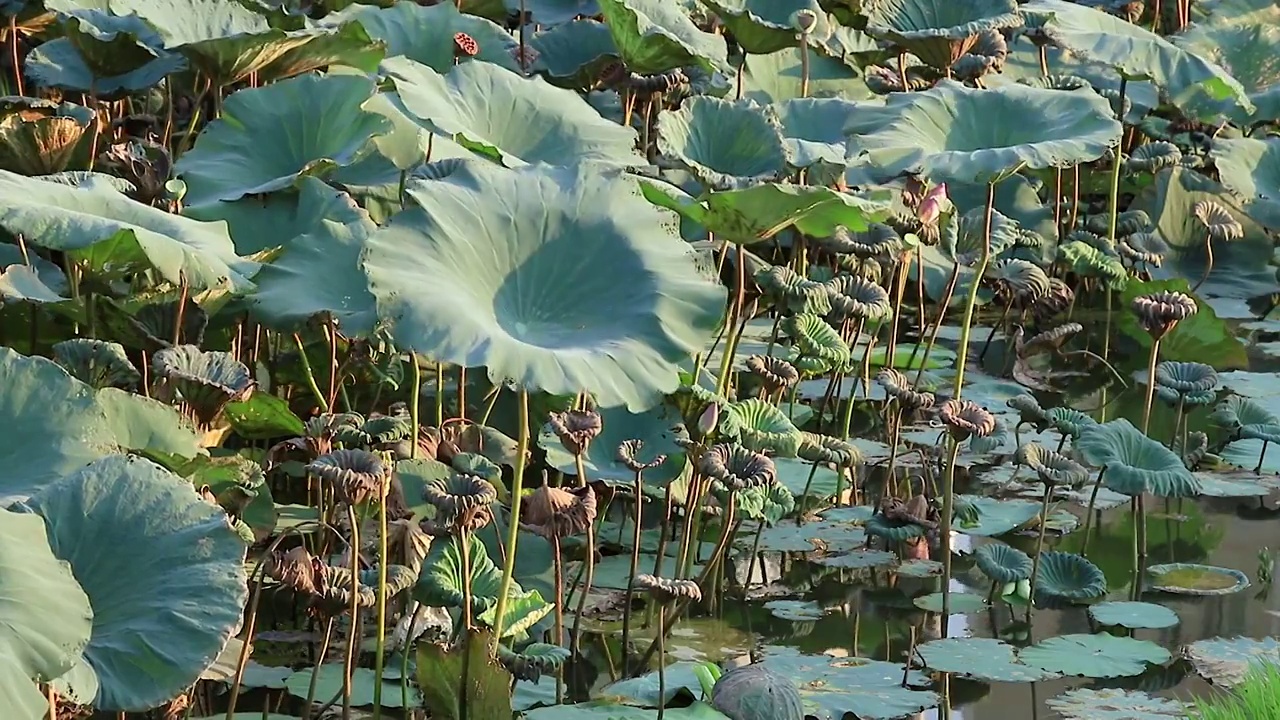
xmin=698 ymin=0 xmax=831 ymax=55
xmin=756 ymin=265 xmax=833 ymax=315
xmin=361 ymin=413 xmax=412 ymax=445
xmin=1046 ymin=688 xmax=1189 ymax=719
xmin=14 ymin=455 xmax=248 ymax=710
xmin=1016 ymin=443 xmax=1089 ymax=487
xmin=1044 ymin=406 xmax=1096 ymax=438
xmin=597 ymin=0 xmax=729 ymax=76
xmin=1067 ymin=228 xmax=1116 ymax=255
xmin=498 ymin=643 xmax=570 ymax=683
xmin=634 ymin=574 xmax=702 ymax=602
xmin=1131 ymin=291 xmax=1198 ymax=339
xmin=1084 ymin=209 xmax=1152 ymax=238
xmin=423 ymin=473 xmax=497 ymax=533
xmin=952 ymin=29 xmax=1009 ymax=81
xmin=1077 ymin=419 xmax=1201 ymax=498
xmin=860 ymin=0 xmax=1023 ymax=71
xmin=1177 ymin=431 xmax=1210 ymax=469
xmin=973 ymin=542 xmax=1034 ymax=583
xmin=864 ymin=512 xmax=927 ymax=541
xmin=1020 ymin=634 xmax=1170 ymax=679
xmin=1008 ymin=394 xmax=1047 ymax=427
xmin=362 ymin=160 xmax=724 ymax=412
xmin=798 ymin=432 xmax=861 ymax=467
xmin=783 ymin=313 xmax=850 ymax=367
xmin=1126 ymin=141 xmax=1183 ymax=174
xmin=1119 ymin=232 xmax=1170 ymax=267
xmin=115 ymin=296 xmax=209 ymax=352
xmin=52 ymin=338 xmax=140 ymax=390
xmin=1159 ymin=386 xmax=1215 ymax=407
xmin=821 ymin=223 xmax=903 ymax=259
xmin=152 ymin=346 xmax=254 ymax=426
xmin=1088 ymin=601 xmax=1179 ymax=630
xmin=1193 ymin=200 xmax=1245 ymax=241
xmin=546 ymin=409 xmax=604 ymax=456
xmin=1059 ymin=240 xmax=1128 ymax=290
xmin=1155 ymin=361 xmax=1217 ymax=395
xmin=1033 ymin=277 xmax=1075 ymax=320
xmin=521 ymin=485 xmax=597 ymax=538
xmin=1017 ymin=74 xmax=1093 ymax=91
xmin=724 ymin=399 xmax=803 ymax=457
xmin=710 ymin=663 xmax=805 ymax=720
xmin=0 ymin=96 xmax=97 ymax=175
xmin=985 ymin=258 xmax=1051 ymax=300
xmin=844 ymin=80 xmax=1121 ymax=185
xmin=942 ymin=207 xmax=1019 ymax=264
xmin=1211 ymin=395 xmax=1280 ymax=443
xmin=1148 ymin=563 xmax=1250 ymax=596
xmin=700 ymin=442 xmax=778 ymax=490
xmin=876 ymin=368 xmax=936 ymax=410
xmin=304 ymin=413 xmax=366 ymax=454
xmin=1185 ymin=636 xmax=1280 ymax=687
xmin=542 ymin=404 xmax=687 ymax=487
xmin=825 ymin=275 xmax=893 ymax=322
xmin=1034 ymin=551 xmax=1107 ymax=602
xmin=656 ymin=97 xmax=789 ymax=190
xmin=864 ymin=62 xmax=938 ymax=94
xmin=939 ymin=399 xmax=996 ymax=440
xmin=616 ymin=439 xmax=667 ymax=473
xmin=307 ymin=448 xmax=387 ymax=506
xmin=745 ymin=355 xmax=800 ymax=393
xmin=1024 ymin=322 xmax=1083 ymax=354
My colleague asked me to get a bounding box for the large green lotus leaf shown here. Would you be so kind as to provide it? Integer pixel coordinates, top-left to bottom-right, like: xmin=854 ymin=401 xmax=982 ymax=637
xmin=418 ymin=629 xmax=513 ymax=720
xmin=0 ymin=509 xmax=93 ymax=720
xmin=917 ymin=638 xmax=1058 ymax=682
xmin=1147 ymin=562 xmax=1250 ymax=595
xmin=249 ymin=204 xmax=378 ymax=335
xmin=511 ymin=0 xmax=600 ymax=24
xmin=954 ymin=495 xmax=1041 ymax=536
xmin=529 ymin=19 xmax=621 ymax=89
xmin=176 ymin=74 xmax=390 ymax=207
xmin=539 ymin=403 xmax=688 ymax=487
xmin=96 ymin=387 xmax=203 ymax=465
xmin=861 ymin=0 xmax=1022 ymax=70
xmin=1088 ymin=601 xmax=1179 ymax=630
xmin=1046 ymin=688 xmax=1188 ymax=719
xmin=1019 ymin=634 xmax=1171 ymax=678
xmin=759 ymin=648 xmax=938 ymax=720
xmin=254 ymin=21 xmax=384 ymax=83
xmin=13 ymin=454 xmax=248 ymax=710
xmin=1077 ymin=419 xmax=1201 ymax=497
xmin=996 ymin=36 xmax=1159 ymax=124
xmin=1034 ymin=551 xmax=1106 ymax=602
xmin=0 ymin=171 xmax=255 ymax=292
xmin=327 ymin=2 xmax=520 ymax=72
xmin=0 ymin=348 xmax=117 ymax=504
xmin=743 ymin=47 xmax=877 ymax=103
xmin=1174 ymin=21 xmax=1280 ymax=123
xmin=774 ymin=97 xmax=862 ymax=169
xmin=844 ymin=80 xmax=1121 ymax=185
xmin=1212 ymin=137 xmax=1280 ymax=219
xmin=600 ymin=660 xmax=703 ymax=706
xmin=525 ymin=702 xmax=732 ymax=719
xmin=1021 ymin=0 xmax=1253 ymax=118
xmin=362 ymin=160 xmax=725 ymax=411
xmin=640 ymin=179 xmax=886 ymax=244
xmin=1185 ymin=636 xmax=1280 ymax=687
xmin=184 ymin=176 xmax=369 ymax=256
xmin=656 ymin=97 xmax=789 ymax=190
xmin=597 ymin=0 xmax=729 ymax=75
xmin=699 ymin=0 xmax=832 ymax=54
xmin=24 ymin=36 xmax=184 ymax=96
xmin=383 ymin=56 xmax=640 ymax=168
xmin=1129 ymin=168 xmax=1277 ymax=298
xmin=415 ymin=533 xmax=505 ymax=613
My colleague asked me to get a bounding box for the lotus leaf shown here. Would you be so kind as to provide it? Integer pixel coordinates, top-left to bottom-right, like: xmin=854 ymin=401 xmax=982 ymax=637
xmin=765 ymin=599 xmax=826 ymax=621
xmin=783 ymin=313 xmax=850 ymax=365
xmin=592 ymin=552 xmax=703 ymax=590
xmin=916 ymin=638 xmax=1058 ymax=682
xmin=818 ymin=548 xmax=898 ymax=569
xmin=973 ymin=542 xmax=1034 ymax=583
xmin=844 ymin=80 xmax=1121 ymax=185
xmin=1046 ymin=688 xmax=1189 ymax=719
xmin=97 ymin=387 xmax=202 ymax=466
xmin=913 ymin=592 xmax=988 ymax=613
xmin=1077 ymin=419 xmax=1201 ymax=497
xmin=541 ymin=404 xmax=687 ymax=487
xmin=657 ymin=97 xmax=790 ymax=190
xmin=1195 ymin=473 xmax=1270 ymax=497
xmin=742 ymin=46 xmax=876 ymax=104
xmin=1173 ymin=19 xmax=1280 ymax=123
xmin=758 ymin=648 xmax=939 ymax=720
xmin=0 ymin=171 xmax=254 ymax=291
xmin=284 ymin=663 xmax=416 ymax=708
xmin=725 ymin=398 xmax=803 ymax=457
xmin=699 ymin=0 xmax=831 ymax=55
xmin=0 ymin=96 xmax=96 ymax=176
xmin=1186 ymin=636 xmax=1280 ymax=687
xmin=1019 ymin=634 xmax=1171 ymax=678
xmin=415 ymin=533 xmax=505 ymax=614
xmin=860 ymin=0 xmax=1022 ymax=71
xmin=597 ymin=0 xmax=729 ymax=75
xmin=1212 ymin=395 xmax=1280 ymax=443
xmin=525 ymin=702 xmax=733 ymax=719
xmin=52 ymin=338 xmax=139 ymax=389
xmin=153 ymin=345 xmax=254 ymax=426
xmin=754 ymin=520 xmax=866 ymax=553
xmin=1021 ymin=0 xmax=1253 ymax=117
xmin=954 ymin=495 xmax=1042 ymax=536
xmin=1034 ymin=551 xmax=1107 ymax=602
xmin=1088 ymin=601 xmax=1179 ymax=629
xmin=384 ymin=56 xmax=639 ymax=168
xmin=363 ymin=160 xmax=724 ymax=411
xmin=0 ymin=509 xmax=93 ymax=720
xmin=13 ymin=454 xmax=247 ymax=710
xmin=602 ymin=661 xmax=705 ymax=706
xmin=529 ymin=20 xmax=621 ymax=89
xmin=1147 ymin=563 xmax=1250 ymax=595
xmin=328 ymin=1 xmax=520 ymax=73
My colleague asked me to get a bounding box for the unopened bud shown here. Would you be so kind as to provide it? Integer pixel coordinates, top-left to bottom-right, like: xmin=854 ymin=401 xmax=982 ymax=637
xmin=697 ymin=403 xmax=720 ymax=436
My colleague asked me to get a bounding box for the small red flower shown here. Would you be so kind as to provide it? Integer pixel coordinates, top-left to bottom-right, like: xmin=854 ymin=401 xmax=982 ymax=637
xmin=453 ymin=32 xmax=479 ymax=58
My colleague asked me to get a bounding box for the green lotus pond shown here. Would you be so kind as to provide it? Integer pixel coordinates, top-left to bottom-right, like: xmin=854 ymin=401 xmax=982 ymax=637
xmin=2 ymin=0 xmax=1280 ymax=718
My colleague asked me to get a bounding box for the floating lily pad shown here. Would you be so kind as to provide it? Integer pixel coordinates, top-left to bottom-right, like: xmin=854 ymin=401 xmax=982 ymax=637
xmin=284 ymin=663 xmax=415 ymax=707
xmin=1088 ymin=601 xmax=1179 ymax=630
xmin=916 ymin=638 xmax=1059 ymax=683
xmin=1147 ymin=563 xmax=1250 ymax=595
xmin=600 ymin=661 xmax=703 ymax=707
xmin=1046 ymin=688 xmax=1189 ymax=719
xmin=817 ymin=549 xmax=898 ymax=570
xmin=1185 ymin=636 xmax=1280 ymax=687
xmin=754 ymin=520 xmax=866 ymax=553
xmin=765 ymin=599 xmax=827 ymax=622
xmin=954 ymin=496 xmax=1042 ymax=536
xmin=759 ymin=648 xmax=939 ymax=720
xmin=896 ymin=559 xmax=944 ymax=578
xmin=1019 ymin=634 xmax=1171 ymax=679
xmin=912 ymin=592 xmax=988 ymax=614
xmin=1195 ymin=474 xmax=1271 ymax=497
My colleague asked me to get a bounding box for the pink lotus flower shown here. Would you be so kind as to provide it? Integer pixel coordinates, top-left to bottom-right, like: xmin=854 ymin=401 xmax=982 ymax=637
xmin=917 ymin=182 xmax=948 ymax=225
xmin=697 ymin=403 xmax=719 ymax=437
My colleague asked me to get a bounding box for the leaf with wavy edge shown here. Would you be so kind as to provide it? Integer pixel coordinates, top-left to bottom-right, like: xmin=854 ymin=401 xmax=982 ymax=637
xmin=657 ymin=97 xmax=790 ymax=190
xmin=598 ymin=0 xmax=729 ymax=75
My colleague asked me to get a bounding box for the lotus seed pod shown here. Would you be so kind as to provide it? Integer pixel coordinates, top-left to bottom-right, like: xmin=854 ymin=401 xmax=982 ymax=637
xmin=791 ymin=8 xmax=818 ymax=33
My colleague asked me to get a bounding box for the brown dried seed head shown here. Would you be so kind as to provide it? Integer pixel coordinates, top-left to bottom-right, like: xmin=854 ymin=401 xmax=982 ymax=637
xmin=938 ymin=399 xmax=997 ymax=440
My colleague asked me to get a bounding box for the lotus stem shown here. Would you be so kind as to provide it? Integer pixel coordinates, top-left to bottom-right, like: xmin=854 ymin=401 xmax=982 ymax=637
xmin=343 ymin=505 xmax=361 ymax=720
xmin=1024 ymin=486 xmax=1054 ymax=623
xmin=897 ymin=52 xmax=908 ymax=93
xmin=552 ymin=536 xmax=565 ymax=703
xmin=653 ymin=485 xmax=674 ymax=577
xmin=8 ymin=16 xmax=22 ymax=96
xmin=915 ymin=263 xmax=960 ymax=385
xmin=1107 ymin=79 xmax=1128 ymax=247
xmin=1080 ymin=466 xmax=1109 ymax=557
xmin=886 ymin=404 xmax=905 ymax=484
xmin=574 ymin=452 xmax=588 ymax=488
xmin=796 ymin=460 xmax=822 ymax=519
xmin=492 ymin=388 xmax=531 ymax=647
xmin=457 ymin=366 xmax=467 ymax=420
xmin=747 ymin=518 xmax=767 ymax=589
xmin=372 ymin=473 xmax=390 ymax=718
xmin=303 ymin=618 xmax=336 ymax=720
xmin=435 ymin=362 xmax=445 ymax=427
xmin=569 ymin=523 xmax=596 ymax=690
xmin=940 ymin=437 xmax=962 ymax=634
xmin=799 ymin=38 xmax=811 ymax=99
xmin=716 ymin=243 xmax=748 ymax=397
xmin=1193 ymin=233 xmax=1213 ymax=294
xmin=979 ymin=299 xmax=1013 ymax=363
xmin=622 ymin=471 xmax=645 ymax=676
xmin=656 ymin=603 xmax=668 ymax=720
xmin=886 ymin=249 xmax=913 ymax=364
xmin=1141 ymin=338 xmax=1161 ymax=436
xmin=517 ymin=0 xmax=527 ymax=72
xmin=1257 ymin=440 xmax=1270 ymax=474
xmin=294 ymin=333 xmax=331 ymax=414
xmin=410 ymin=356 xmax=422 ymax=459
xmin=1038 ymin=45 xmax=1049 ymax=77
xmin=948 ymin=182 xmax=996 ymax=398
xmin=641 ymin=95 xmax=655 ymax=161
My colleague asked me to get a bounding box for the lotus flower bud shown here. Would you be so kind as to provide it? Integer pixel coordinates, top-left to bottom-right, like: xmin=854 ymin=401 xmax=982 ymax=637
xmin=917 ymin=183 xmax=948 ymax=225
xmin=791 ymin=9 xmax=818 ymax=33
xmin=697 ymin=402 xmax=719 ymax=437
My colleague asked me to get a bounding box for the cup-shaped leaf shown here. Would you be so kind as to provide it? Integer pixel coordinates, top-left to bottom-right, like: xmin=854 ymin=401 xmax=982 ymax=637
xmin=861 ymin=0 xmax=1022 ymax=70
xmin=12 ymin=454 xmax=248 ymax=710
xmin=0 ymin=96 xmax=97 ymax=175
xmin=1076 ymin=419 xmax=1201 ymax=497
xmin=153 ymin=345 xmax=254 ymax=426
xmin=597 ymin=0 xmax=729 ymax=75
xmin=52 ymin=338 xmax=140 ymax=390
xmin=724 ymin=399 xmax=803 ymax=457
xmin=1211 ymin=395 xmax=1280 ymax=443
xmin=845 ymin=80 xmax=1121 ymax=185
xmin=362 ymin=160 xmax=725 ymax=411
xmin=657 ymin=97 xmax=790 ymax=190
xmin=1034 ymin=551 xmax=1106 ymax=602
xmin=973 ymin=542 xmax=1034 ymax=583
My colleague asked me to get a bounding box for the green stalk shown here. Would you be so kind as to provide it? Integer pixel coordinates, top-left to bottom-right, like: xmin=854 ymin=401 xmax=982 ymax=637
xmin=621 ymin=470 xmax=645 ymax=676
xmin=1080 ymin=466 xmax=1109 ymax=557
xmin=435 ymin=362 xmax=446 ymax=427
xmin=950 ymin=183 xmax=996 ymax=397
xmin=410 ymin=356 xmax=422 ymax=459
xmin=716 ymin=244 xmax=747 ymax=397
xmin=939 ymin=437 xmax=961 ymax=633
xmin=1106 ymin=79 xmax=1128 ymax=246
xmin=372 ymin=476 xmax=390 ymax=718
xmin=343 ymin=506 xmax=361 ymax=720
xmin=492 ymin=388 xmax=531 ymax=647
xmin=1024 ymin=485 xmax=1054 ymax=624
xmin=294 ymin=333 xmax=331 ymax=413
